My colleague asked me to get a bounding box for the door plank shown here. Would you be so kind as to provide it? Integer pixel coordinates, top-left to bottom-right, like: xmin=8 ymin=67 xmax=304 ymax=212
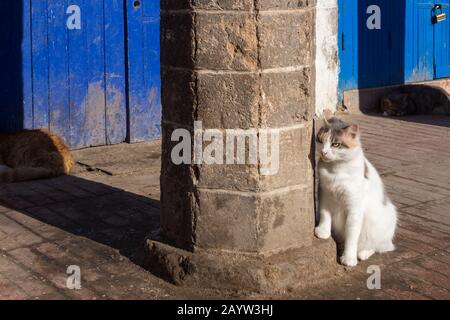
xmin=435 ymin=1 xmax=450 ymax=78
xmin=404 ymin=0 xmax=435 ymax=82
xmin=84 ymin=0 xmax=106 ymax=147
xmin=126 ymin=0 xmax=161 ymax=143
xmin=31 ymin=0 xmax=50 ymax=129
xmin=47 ymin=0 xmax=70 ymax=144
xmin=68 ymin=0 xmax=89 ymax=149
xmin=104 ymin=0 xmax=127 ymax=145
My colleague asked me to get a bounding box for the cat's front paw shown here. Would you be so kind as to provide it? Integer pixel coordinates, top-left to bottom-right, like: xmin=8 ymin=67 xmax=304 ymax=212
xmin=315 ymin=226 xmax=331 ymax=240
xmin=340 ymin=255 xmax=358 ymax=267
xmin=358 ymin=249 xmax=375 ymax=261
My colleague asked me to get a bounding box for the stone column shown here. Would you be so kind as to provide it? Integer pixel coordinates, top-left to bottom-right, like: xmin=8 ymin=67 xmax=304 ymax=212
xmin=142 ymin=0 xmax=337 ymax=292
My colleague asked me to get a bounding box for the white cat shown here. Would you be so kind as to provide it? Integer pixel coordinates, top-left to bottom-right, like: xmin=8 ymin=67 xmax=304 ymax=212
xmin=315 ymin=114 xmax=397 ymax=267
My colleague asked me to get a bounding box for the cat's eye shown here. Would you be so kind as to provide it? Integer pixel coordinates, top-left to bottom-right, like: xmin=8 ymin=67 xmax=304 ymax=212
xmin=331 ymin=143 xmax=341 ymax=148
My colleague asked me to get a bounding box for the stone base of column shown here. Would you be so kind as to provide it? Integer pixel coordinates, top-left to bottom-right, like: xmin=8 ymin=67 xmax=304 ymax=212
xmin=137 ymin=237 xmax=339 ymax=293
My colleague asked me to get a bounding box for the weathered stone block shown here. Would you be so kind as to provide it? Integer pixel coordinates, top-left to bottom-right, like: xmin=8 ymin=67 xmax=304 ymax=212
xmin=260 ymin=69 xmax=313 ymax=127
xmin=161 ymin=0 xmax=191 ymax=10
xmin=256 ymin=0 xmax=315 ymax=10
xmin=259 ymin=125 xmax=315 ymax=191
xmin=163 ymin=124 xmax=313 ymax=193
xmin=197 ymin=73 xmax=260 ymax=129
xmin=258 ymin=186 xmax=314 ymax=252
xmin=197 ymin=163 xmax=260 ymax=192
xmin=161 ymin=0 xmax=255 ymax=10
xmin=195 ymin=125 xmax=314 ymax=192
xmin=162 ymin=0 xmax=316 ymax=11
xmin=160 ymin=176 xmax=196 ymax=250
xmin=162 ymin=71 xmax=313 ymax=130
xmin=161 ymin=69 xmax=196 ymax=126
xmin=196 ymin=12 xmax=258 ymax=71
xmin=139 ymin=236 xmax=338 ymax=293
xmin=258 ymin=11 xmax=313 ymax=69
xmin=195 ymin=190 xmax=259 ymax=252
xmin=161 ymin=123 xmax=194 ymax=184
xmin=194 ymin=0 xmax=254 ymax=10
xmin=194 ymin=185 xmax=314 ymax=253
xmin=161 ymin=12 xmax=195 ymax=68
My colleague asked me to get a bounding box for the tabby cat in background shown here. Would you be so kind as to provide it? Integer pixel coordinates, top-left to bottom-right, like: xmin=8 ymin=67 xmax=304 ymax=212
xmin=0 ymin=129 xmax=74 ymax=183
xmin=381 ymin=85 xmax=450 ymax=116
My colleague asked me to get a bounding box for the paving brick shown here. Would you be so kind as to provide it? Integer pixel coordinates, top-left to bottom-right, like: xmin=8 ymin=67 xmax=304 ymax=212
xmin=41 ymin=177 xmax=93 ymax=198
xmin=4 ymin=211 xmax=64 ymax=241
xmin=383 ymin=288 xmax=430 ymax=300
xmin=24 ymin=207 xmax=81 ymax=234
xmin=0 ymin=214 xmax=44 ymax=251
xmin=0 ymin=254 xmax=65 ymax=299
xmin=0 ymin=273 xmax=29 ymax=299
xmin=395 ymin=262 xmax=450 ymax=291
xmin=412 ymin=256 xmax=450 ymax=278
xmin=427 ymin=250 xmax=450 ymax=265
xmin=396 ymin=227 xmax=448 ymax=250
xmin=8 ymin=247 xmax=99 ymax=299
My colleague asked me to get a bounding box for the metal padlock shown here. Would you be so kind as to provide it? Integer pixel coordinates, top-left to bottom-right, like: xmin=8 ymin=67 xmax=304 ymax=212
xmin=435 ymin=4 xmax=447 ymax=23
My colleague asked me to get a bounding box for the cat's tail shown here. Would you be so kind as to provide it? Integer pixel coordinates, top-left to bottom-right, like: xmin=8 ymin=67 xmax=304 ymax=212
xmin=0 ymin=167 xmax=64 ymax=183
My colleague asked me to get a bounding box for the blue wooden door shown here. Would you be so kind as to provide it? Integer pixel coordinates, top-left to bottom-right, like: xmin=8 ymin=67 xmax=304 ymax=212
xmin=45 ymin=0 xmax=127 ymax=149
xmin=435 ymin=0 xmax=450 ymax=78
xmin=126 ymin=0 xmax=161 ymax=143
xmin=339 ymin=0 xmax=398 ymax=91
xmin=339 ymin=0 xmax=450 ymax=92
xmin=0 ymin=1 xmax=127 ymax=149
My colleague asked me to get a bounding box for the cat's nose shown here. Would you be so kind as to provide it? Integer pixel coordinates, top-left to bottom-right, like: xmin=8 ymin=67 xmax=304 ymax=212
xmin=321 ymin=150 xmax=328 ymax=157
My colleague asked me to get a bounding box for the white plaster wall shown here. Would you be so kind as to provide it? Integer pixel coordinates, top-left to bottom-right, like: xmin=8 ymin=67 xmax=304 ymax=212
xmin=315 ymin=0 xmax=339 ymax=115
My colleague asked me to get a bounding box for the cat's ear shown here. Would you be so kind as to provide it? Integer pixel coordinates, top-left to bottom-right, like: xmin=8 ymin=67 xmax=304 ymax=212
xmin=322 ymin=109 xmax=334 ymax=125
xmin=348 ymin=124 xmax=360 ymax=139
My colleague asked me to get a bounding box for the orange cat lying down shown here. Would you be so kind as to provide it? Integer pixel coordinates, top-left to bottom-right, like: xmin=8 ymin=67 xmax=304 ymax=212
xmin=0 ymin=129 xmax=74 ymax=183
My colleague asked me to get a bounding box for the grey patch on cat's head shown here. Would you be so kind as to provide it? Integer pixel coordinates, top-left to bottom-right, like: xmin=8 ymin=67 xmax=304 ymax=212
xmin=328 ymin=117 xmax=352 ymax=131
xmin=317 ymin=117 xmax=352 ymax=143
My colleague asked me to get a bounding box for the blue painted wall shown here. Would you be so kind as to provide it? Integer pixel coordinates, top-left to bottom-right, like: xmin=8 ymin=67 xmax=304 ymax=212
xmin=339 ymin=0 xmax=450 ymax=94
xmin=0 ymin=0 xmax=161 ymax=149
